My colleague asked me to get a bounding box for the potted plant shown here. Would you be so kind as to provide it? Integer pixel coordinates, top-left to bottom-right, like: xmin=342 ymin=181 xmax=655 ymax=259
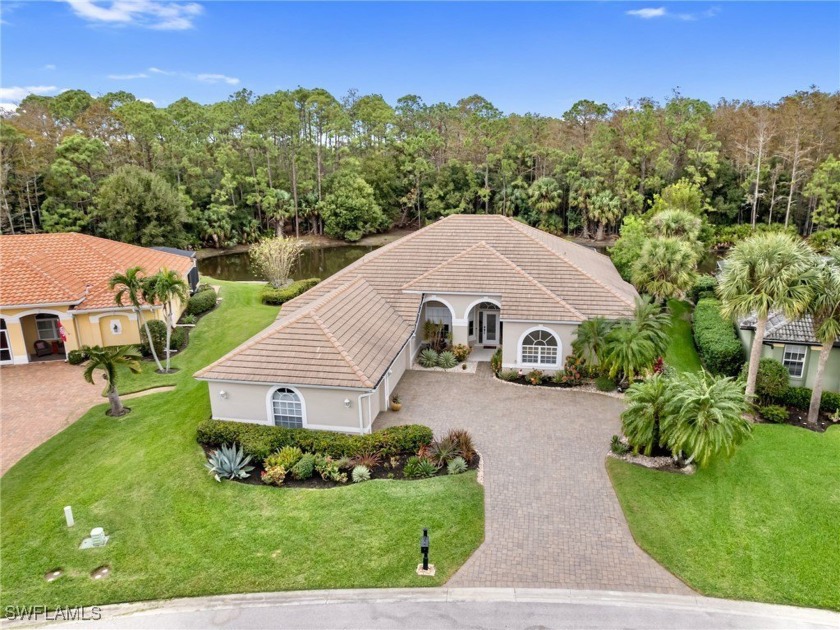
xmin=390 ymin=395 xmax=402 ymax=412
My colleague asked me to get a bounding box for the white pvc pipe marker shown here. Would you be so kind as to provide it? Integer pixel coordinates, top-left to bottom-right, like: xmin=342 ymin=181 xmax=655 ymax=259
xmin=64 ymin=506 xmax=74 ymax=527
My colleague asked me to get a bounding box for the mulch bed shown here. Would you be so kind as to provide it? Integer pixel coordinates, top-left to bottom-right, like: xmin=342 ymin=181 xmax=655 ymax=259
xmin=758 ymin=406 xmax=837 ymax=433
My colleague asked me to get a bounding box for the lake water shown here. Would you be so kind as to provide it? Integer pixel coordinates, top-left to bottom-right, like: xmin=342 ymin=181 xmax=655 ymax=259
xmin=198 ymin=245 xmax=379 ymax=282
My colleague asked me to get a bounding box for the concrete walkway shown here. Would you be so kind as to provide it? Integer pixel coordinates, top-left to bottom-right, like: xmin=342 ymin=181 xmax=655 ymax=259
xmin=10 ymin=589 xmax=838 ymax=629
xmin=374 ymin=366 xmax=689 ymax=594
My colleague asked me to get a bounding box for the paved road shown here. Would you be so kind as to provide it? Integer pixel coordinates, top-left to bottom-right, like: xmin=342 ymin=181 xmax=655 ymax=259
xmin=12 ymin=589 xmax=839 ymax=629
xmin=374 ymin=366 xmax=688 ymax=593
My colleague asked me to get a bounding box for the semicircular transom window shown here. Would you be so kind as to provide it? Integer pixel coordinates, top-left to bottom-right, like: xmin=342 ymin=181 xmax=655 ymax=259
xmin=272 ymin=388 xmax=303 ymax=428
xmin=521 ymin=330 xmax=559 ymax=365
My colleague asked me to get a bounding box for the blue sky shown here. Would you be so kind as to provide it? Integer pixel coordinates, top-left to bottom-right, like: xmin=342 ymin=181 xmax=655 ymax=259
xmin=1 ymin=1 xmax=838 ymax=115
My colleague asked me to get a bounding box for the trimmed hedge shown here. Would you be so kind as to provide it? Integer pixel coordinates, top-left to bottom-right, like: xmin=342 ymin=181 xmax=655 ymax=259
xmin=692 ymin=298 xmax=744 ymax=376
xmin=186 ymin=289 xmax=217 ymax=315
xmin=773 ymin=386 xmax=840 ymax=414
xmin=197 ymin=419 xmax=433 ymax=464
xmin=689 ymin=275 xmax=718 ymax=304
xmin=261 ymin=278 xmax=320 ymax=306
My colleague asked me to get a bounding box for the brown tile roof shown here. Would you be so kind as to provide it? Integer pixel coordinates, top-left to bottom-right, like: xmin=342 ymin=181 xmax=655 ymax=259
xmin=196 ymin=215 xmax=638 ymax=388
xmin=0 ymin=233 xmax=195 ymax=310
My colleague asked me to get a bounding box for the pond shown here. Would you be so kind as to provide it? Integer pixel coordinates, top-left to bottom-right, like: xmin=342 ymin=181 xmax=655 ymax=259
xmin=198 ymin=245 xmax=380 ymax=282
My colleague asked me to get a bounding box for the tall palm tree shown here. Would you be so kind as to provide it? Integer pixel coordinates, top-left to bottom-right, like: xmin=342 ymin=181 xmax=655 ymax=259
xmin=631 ymin=237 xmax=698 ymax=302
xmin=528 ymin=177 xmax=561 ymax=215
xmin=718 ymin=233 xmax=815 ymax=402
xmin=604 ymin=322 xmax=656 ymax=384
xmin=82 ymin=345 xmax=142 ymax=417
xmin=110 ymin=267 xmax=164 ymax=372
xmin=805 ymin=248 xmax=840 ymax=426
xmin=633 ymin=296 xmax=671 ymax=356
xmin=143 ymin=268 xmax=189 ymax=373
xmin=662 ymin=371 xmax=752 ymax=467
xmin=621 ymin=374 xmax=669 ymax=455
xmin=572 ymin=317 xmax=612 ymax=367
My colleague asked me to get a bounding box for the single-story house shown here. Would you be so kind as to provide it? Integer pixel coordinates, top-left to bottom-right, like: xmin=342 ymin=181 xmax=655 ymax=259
xmin=195 ymin=215 xmax=638 ymax=434
xmin=739 ymin=313 xmax=840 ymax=392
xmin=0 ymin=233 xmax=196 ymax=365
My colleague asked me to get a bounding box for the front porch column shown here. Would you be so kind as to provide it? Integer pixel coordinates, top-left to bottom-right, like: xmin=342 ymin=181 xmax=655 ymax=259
xmin=451 ymin=321 xmax=469 ymax=346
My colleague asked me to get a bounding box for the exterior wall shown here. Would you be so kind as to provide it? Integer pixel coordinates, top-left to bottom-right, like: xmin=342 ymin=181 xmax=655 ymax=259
xmin=0 ymin=306 xmax=77 ymax=364
xmin=739 ymin=328 xmax=840 ymax=392
xmin=501 ymin=321 xmax=578 ymax=374
xmin=379 ymin=343 xmax=410 ymax=411
xmin=420 ymin=293 xmax=502 ymax=349
xmin=206 ymin=380 xmax=373 ymax=433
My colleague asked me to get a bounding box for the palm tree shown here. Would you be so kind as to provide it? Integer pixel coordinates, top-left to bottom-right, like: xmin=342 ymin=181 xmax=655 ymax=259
xmin=110 ymin=267 xmax=164 ymax=372
xmin=718 ymin=233 xmax=815 ymax=402
xmin=649 ymin=209 xmax=703 ymax=242
xmin=631 ymin=237 xmax=698 ymax=302
xmin=633 ymin=296 xmax=671 ymax=357
xmin=528 ymin=177 xmax=561 ymax=215
xmin=603 ymin=322 xmax=656 ymax=384
xmin=143 ymin=268 xmax=189 ymax=373
xmin=661 ymin=371 xmax=752 ymax=467
xmin=266 ymin=189 xmax=293 ymax=236
xmin=621 ymin=374 xmax=669 ymax=455
xmin=82 ymin=345 xmax=142 ymax=417
xmin=572 ymin=317 xmax=612 ymax=367
xmin=805 ymin=248 xmax=840 ymax=426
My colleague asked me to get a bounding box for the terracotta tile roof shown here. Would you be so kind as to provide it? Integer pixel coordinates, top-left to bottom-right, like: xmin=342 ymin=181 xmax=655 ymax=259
xmin=196 ymin=216 xmax=638 ymax=388
xmin=0 ymin=233 xmax=195 ymax=310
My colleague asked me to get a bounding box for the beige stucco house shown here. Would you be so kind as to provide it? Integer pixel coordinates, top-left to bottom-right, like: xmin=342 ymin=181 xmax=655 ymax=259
xmin=0 ymin=233 xmax=196 ymax=365
xmin=195 ymin=215 xmax=638 ymax=433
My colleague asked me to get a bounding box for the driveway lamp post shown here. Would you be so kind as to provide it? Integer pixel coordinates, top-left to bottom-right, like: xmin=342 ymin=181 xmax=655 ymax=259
xmin=420 ymin=528 xmax=430 ymax=570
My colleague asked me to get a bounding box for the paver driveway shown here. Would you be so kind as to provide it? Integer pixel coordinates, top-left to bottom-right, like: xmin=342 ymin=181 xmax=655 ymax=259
xmin=0 ymin=362 xmax=104 ymax=475
xmin=374 ymin=365 xmax=690 ymax=594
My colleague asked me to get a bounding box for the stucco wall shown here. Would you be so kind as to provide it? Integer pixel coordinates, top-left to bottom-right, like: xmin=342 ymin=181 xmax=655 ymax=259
xmin=739 ymin=328 xmax=840 ymax=392
xmin=501 ymin=321 xmax=577 ymax=374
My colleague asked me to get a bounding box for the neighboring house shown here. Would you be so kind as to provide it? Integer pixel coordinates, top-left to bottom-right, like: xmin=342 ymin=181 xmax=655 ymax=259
xmin=0 ymin=233 xmax=196 ymax=365
xmin=195 ymin=215 xmax=638 ymax=433
xmin=739 ymin=313 xmax=840 ymax=392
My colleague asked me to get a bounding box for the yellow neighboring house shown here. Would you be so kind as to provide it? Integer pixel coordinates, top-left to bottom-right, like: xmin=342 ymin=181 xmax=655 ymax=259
xmin=0 ymin=233 xmax=197 ymax=365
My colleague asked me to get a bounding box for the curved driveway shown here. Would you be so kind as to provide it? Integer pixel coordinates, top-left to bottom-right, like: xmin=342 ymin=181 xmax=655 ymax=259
xmin=374 ymin=365 xmax=690 ymax=594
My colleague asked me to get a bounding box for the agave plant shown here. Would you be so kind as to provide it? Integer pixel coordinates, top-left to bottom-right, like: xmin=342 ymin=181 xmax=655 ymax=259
xmin=205 ymin=443 xmax=254 ymax=482
xmin=419 ymin=348 xmax=439 ymax=368
xmin=438 ymin=351 xmax=458 ymax=369
xmin=447 ymin=456 xmax=468 ymax=475
xmin=428 ymin=437 xmax=462 ymax=467
xmin=352 ymin=465 xmax=371 ymax=483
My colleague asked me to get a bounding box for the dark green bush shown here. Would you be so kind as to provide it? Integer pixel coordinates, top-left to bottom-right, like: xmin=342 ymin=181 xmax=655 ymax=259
xmin=67 ymin=349 xmax=88 ymax=365
xmin=261 ymin=278 xmax=320 ymax=306
xmin=774 ymin=387 xmax=840 ymax=414
xmin=595 ymin=375 xmax=617 ymax=392
xmin=197 ymin=420 xmax=433 ymax=464
xmin=741 ymin=358 xmax=789 ymax=403
xmin=759 ymin=405 xmax=789 ymax=424
xmin=692 ymin=299 xmax=744 ymax=376
xmin=809 ymin=228 xmax=840 ymax=254
xmin=170 ymin=326 xmax=188 ymax=352
xmin=689 ymin=275 xmax=718 ymax=303
xmin=186 ymin=289 xmax=217 ymax=315
xmin=290 ymin=453 xmax=315 ymax=480
xmin=139 ymin=320 xmax=168 ymax=357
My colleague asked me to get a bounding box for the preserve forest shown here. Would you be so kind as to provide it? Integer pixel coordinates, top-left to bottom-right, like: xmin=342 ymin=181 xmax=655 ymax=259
xmin=1 ymin=87 xmax=839 ymax=250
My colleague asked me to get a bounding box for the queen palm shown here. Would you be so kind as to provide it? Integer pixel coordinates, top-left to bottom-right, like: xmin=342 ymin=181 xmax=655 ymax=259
xmin=143 ymin=268 xmax=189 ymax=373
xmin=572 ymin=317 xmax=612 ymax=367
xmin=110 ymin=267 xmax=164 ymax=372
xmin=718 ymin=233 xmax=815 ymax=402
xmin=661 ymin=371 xmax=752 ymax=467
xmin=82 ymin=345 xmax=142 ymax=417
xmin=805 ymin=248 xmax=840 ymax=426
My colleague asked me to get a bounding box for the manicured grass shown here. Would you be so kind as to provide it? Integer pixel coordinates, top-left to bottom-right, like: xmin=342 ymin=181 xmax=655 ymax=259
xmin=608 ymin=424 xmax=840 ymax=611
xmin=0 ymin=280 xmax=484 ymax=608
xmin=665 ymin=299 xmax=702 ymax=373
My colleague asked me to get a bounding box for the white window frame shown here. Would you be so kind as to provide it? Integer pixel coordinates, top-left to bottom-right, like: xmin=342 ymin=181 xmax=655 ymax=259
xmin=518 ymin=327 xmax=561 ymax=368
xmin=35 ymin=315 xmax=61 ymax=341
xmin=267 ymin=386 xmax=306 ymax=429
xmin=782 ymin=344 xmax=807 ymax=379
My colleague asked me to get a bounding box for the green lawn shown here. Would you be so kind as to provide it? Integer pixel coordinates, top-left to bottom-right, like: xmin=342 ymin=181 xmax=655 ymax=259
xmin=608 ymin=424 xmax=840 ymax=611
xmin=0 ymin=281 xmax=484 ymax=608
xmin=665 ymin=299 xmax=702 ymax=373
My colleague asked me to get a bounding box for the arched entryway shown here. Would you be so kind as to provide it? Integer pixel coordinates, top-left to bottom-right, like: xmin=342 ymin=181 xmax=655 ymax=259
xmin=467 ymin=300 xmax=502 ymax=348
xmin=20 ymin=313 xmax=67 ymax=362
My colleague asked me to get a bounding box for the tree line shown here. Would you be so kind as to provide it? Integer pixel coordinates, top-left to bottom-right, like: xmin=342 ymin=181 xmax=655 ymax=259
xmin=1 ymin=86 xmax=838 ymax=247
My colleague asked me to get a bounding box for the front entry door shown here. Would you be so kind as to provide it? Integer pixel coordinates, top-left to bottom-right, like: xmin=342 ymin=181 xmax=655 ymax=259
xmin=482 ymin=311 xmax=499 ymax=346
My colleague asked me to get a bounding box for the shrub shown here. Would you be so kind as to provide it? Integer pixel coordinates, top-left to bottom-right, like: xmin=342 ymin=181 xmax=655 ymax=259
xmin=774 ymin=387 xmax=840 ymax=414
xmin=351 ymin=465 xmax=371 ymax=483
xmin=317 ymin=455 xmax=349 ymax=483
xmin=352 ymin=451 xmax=381 ymax=469
xmin=451 ymin=344 xmax=471 ymax=362
xmin=139 ymin=320 xmax=168 ymax=358
xmin=760 ymin=404 xmax=789 ymax=424
xmin=67 ymin=349 xmax=88 ymax=365
xmin=610 ymin=435 xmax=630 ymax=455
xmin=428 ymin=437 xmax=462 ymax=467
xmin=403 ymin=456 xmax=438 ymax=479
xmin=490 ymin=348 xmax=502 ymax=374
xmin=419 ymin=348 xmax=439 ymax=368
xmin=180 ymin=313 xmax=197 ymax=325
xmin=170 ymin=326 xmax=188 ymax=352
xmin=446 ymin=429 xmax=476 ymax=464
xmin=197 ymin=420 xmax=433 ymax=463
xmin=447 ymin=456 xmax=468 ymax=475
xmin=265 ymin=445 xmax=303 ymax=471
xmin=260 ymin=278 xmax=320 ymax=306
xmin=809 ymin=227 xmax=840 ymax=253
xmin=689 ymin=275 xmax=718 ymax=303
xmin=437 ymin=351 xmax=458 ymax=369
xmin=557 ymin=354 xmax=585 ymax=385
xmin=692 ymin=298 xmax=744 ymax=376
xmin=196 ymin=283 xmax=214 ymax=293
xmin=261 ymin=465 xmax=287 ymax=486
xmin=187 ymin=288 xmax=217 ymax=315
xmin=290 ymin=453 xmax=315 ymax=480
xmin=526 ymin=369 xmax=544 ymax=385
xmin=205 ymin=443 xmax=254 ymax=482
xmin=742 ymin=358 xmax=789 ymax=403
xmin=595 ymin=375 xmax=617 ymax=392
xmin=499 ymin=369 xmax=519 ymax=382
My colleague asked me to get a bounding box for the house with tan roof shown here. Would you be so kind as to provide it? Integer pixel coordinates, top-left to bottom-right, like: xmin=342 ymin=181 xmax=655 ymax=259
xmin=195 ymin=215 xmax=638 ymax=433
xmin=0 ymin=233 xmax=196 ymax=365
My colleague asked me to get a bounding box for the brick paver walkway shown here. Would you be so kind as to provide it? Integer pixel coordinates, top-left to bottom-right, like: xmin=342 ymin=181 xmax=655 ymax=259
xmin=374 ymin=365 xmax=690 ymax=594
xmin=0 ymin=362 xmax=104 ymax=475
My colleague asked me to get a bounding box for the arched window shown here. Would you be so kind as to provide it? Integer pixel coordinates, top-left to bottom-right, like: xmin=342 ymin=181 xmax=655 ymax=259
xmin=271 ymin=388 xmax=303 ymax=428
xmin=521 ymin=329 xmax=559 ymax=366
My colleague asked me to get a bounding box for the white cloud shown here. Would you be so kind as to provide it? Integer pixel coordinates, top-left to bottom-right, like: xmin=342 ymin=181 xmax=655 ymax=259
xmin=148 ymin=67 xmax=176 ymax=76
xmin=626 ymin=7 xmax=666 ymax=19
xmin=62 ymin=0 xmax=203 ymax=30
xmin=139 ymin=97 xmax=156 ymax=105
xmin=0 ymin=85 xmax=60 ymax=101
xmin=43 ymin=64 xmax=57 ymax=71
xmin=107 ymin=72 xmax=149 ymax=80
xmin=196 ymin=73 xmax=240 ymax=86
xmin=0 ymin=103 xmax=19 ymax=114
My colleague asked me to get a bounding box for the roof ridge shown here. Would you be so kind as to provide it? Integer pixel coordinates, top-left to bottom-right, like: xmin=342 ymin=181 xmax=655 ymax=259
xmin=400 ymin=240 xmax=490 ymax=290
xmin=503 ymin=216 xmax=636 ymax=307
xmin=311 ymin=313 xmax=374 ymax=388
